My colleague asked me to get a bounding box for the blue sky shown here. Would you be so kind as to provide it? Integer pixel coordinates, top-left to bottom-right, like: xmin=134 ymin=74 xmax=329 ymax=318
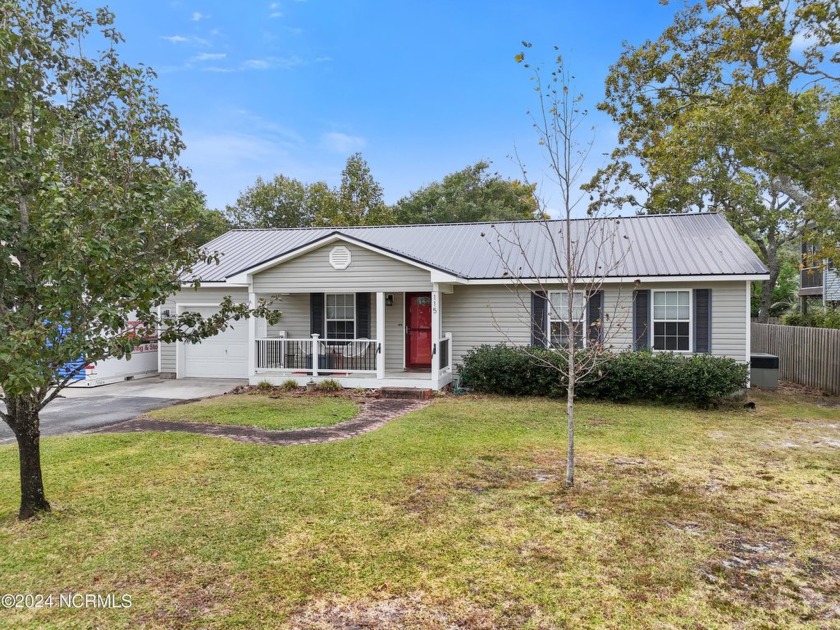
xmin=92 ymin=1 xmax=682 ymax=213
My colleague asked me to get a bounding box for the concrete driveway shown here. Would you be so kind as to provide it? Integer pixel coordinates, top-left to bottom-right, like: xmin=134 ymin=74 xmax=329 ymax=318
xmin=0 ymin=377 xmax=246 ymax=444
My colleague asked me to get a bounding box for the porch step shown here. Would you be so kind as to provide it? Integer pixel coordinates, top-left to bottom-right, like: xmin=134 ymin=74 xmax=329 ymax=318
xmin=379 ymin=387 xmax=433 ymax=400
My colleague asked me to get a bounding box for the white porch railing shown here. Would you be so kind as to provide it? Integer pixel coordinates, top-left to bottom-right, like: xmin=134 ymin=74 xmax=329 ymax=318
xmin=255 ymin=335 xmax=378 ymax=376
xmin=436 ymin=332 xmax=454 ymax=385
xmin=254 ymin=331 xmax=454 ymax=388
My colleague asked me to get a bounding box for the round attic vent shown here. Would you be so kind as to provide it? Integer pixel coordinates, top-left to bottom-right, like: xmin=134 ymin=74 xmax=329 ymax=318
xmin=329 ymin=245 xmax=352 ymax=270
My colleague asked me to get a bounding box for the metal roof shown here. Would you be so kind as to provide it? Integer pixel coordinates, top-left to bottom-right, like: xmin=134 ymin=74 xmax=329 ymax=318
xmin=185 ymin=213 xmax=768 ymax=282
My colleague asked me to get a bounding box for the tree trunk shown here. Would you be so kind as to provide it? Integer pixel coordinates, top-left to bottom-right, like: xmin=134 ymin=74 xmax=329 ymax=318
xmin=759 ymin=259 xmax=781 ymax=323
xmin=5 ymin=397 xmax=51 ymax=520
xmin=566 ymin=357 xmax=576 ymax=487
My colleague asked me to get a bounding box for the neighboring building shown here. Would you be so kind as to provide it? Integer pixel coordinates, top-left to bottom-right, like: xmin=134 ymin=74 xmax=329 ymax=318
xmin=160 ymin=213 xmax=768 ymax=390
xmin=799 ymin=241 xmax=840 ymax=308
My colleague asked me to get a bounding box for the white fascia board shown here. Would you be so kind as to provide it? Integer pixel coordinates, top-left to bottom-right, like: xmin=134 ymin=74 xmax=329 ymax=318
xmin=430 ymin=271 xmax=463 ymax=285
xmin=226 ymin=233 xmax=462 ymax=284
xmin=461 ymin=274 xmax=770 ymax=285
xmin=179 ymin=282 xmax=250 ymax=289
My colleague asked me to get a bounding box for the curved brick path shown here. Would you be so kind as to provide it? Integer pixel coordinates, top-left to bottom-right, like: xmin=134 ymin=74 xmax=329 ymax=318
xmin=92 ymin=398 xmax=429 ymax=446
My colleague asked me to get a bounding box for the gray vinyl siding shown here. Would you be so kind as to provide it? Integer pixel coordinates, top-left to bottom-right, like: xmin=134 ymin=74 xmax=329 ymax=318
xmin=708 ymin=281 xmax=748 ymax=361
xmin=601 ymin=284 xmax=635 ymax=351
xmin=162 ymin=280 xmax=749 ymax=377
xmin=441 ymin=285 xmax=532 ymax=368
xmin=265 ymin=293 xmax=309 ymax=338
xmin=826 ymin=267 xmax=840 ymax=301
xmin=385 ymin=292 xmax=405 ymax=372
xmin=160 ymin=286 xmax=248 ymax=375
xmin=440 ymin=281 xmax=748 ymax=369
xmin=252 ymin=242 xmax=432 ymax=293
xmin=263 ymin=292 xmax=378 ymax=343
xmin=160 ymin=296 xmax=177 ymax=375
xmin=602 ymin=281 xmax=747 ymax=361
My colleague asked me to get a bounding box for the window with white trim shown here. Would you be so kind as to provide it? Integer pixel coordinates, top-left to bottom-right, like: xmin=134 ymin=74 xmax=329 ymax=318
xmin=548 ymin=291 xmax=586 ymax=348
xmin=652 ymin=290 xmax=690 ymax=351
xmin=325 ymin=293 xmax=355 ymax=340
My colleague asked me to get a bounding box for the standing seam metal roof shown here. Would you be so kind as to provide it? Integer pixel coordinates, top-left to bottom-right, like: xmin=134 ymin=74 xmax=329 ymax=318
xmin=184 ymin=213 xmax=768 ymax=282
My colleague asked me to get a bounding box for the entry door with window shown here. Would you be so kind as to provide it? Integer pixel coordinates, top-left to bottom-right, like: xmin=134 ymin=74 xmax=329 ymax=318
xmin=405 ymin=292 xmax=432 ymax=369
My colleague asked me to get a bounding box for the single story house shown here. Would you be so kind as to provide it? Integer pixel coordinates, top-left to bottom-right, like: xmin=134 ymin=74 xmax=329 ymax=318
xmin=159 ymin=213 xmax=769 ymax=390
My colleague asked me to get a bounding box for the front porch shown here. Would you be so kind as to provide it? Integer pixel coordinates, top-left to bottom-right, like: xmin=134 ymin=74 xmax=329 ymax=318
xmin=247 ymin=290 xmax=454 ymax=390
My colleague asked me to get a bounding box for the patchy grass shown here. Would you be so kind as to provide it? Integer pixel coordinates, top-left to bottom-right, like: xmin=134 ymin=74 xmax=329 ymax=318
xmin=0 ymin=389 xmax=838 ymax=628
xmin=144 ymin=393 xmax=359 ymax=430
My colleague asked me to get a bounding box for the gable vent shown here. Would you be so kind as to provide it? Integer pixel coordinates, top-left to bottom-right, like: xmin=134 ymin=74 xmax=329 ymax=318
xmin=328 ymin=245 xmax=352 ymax=270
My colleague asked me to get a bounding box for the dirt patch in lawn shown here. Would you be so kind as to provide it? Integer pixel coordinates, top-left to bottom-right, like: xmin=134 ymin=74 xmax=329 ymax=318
xmin=287 ymin=593 xmax=547 ymax=630
xmin=703 ymin=533 xmax=840 ymax=624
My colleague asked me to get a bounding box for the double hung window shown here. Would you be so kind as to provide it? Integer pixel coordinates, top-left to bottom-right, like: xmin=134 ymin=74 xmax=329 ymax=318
xmin=325 ymin=293 xmax=355 ymax=340
xmin=652 ymin=290 xmax=690 ymax=351
xmin=548 ymin=291 xmax=586 ymax=348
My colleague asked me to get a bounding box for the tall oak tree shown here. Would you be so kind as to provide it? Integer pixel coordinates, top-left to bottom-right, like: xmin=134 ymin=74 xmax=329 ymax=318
xmin=588 ymin=0 xmax=840 ymax=320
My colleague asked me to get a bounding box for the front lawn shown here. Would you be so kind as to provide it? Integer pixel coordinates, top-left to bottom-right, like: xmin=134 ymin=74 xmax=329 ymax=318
xmin=144 ymin=393 xmax=359 ymax=430
xmin=0 ymin=390 xmax=837 ymax=628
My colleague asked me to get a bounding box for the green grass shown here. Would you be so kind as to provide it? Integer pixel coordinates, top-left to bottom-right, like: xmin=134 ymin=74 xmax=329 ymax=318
xmin=0 ymin=389 xmax=838 ymax=628
xmin=144 ymin=393 xmax=359 ymax=430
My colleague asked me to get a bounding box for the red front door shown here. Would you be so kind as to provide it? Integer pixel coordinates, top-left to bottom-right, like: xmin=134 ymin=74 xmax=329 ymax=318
xmin=405 ymin=292 xmax=432 ymax=369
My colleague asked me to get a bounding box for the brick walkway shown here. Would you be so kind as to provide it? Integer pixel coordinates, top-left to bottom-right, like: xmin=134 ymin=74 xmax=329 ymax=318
xmin=92 ymin=398 xmax=429 ymax=446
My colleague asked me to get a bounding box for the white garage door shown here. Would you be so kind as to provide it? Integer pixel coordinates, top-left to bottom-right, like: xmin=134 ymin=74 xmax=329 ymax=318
xmin=182 ymin=307 xmax=249 ymax=378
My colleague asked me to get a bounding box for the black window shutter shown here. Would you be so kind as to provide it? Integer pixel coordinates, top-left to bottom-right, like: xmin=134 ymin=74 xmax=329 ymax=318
xmin=694 ymin=288 xmax=712 ymax=353
xmin=356 ymin=292 xmax=371 ymax=339
xmin=531 ymin=291 xmax=548 ymax=347
xmin=633 ymin=289 xmax=650 ymax=351
xmin=310 ymin=293 xmax=325 ymax=338
xmin=587 ymin=290 xmax=604 ymax=345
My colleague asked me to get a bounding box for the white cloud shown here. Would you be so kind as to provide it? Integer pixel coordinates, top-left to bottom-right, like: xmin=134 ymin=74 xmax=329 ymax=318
xmin=160 ymin=52 xmax=305 ymax=74
xmin=320 ymin=132 xmax=367 ymax=154
xmin=191 ymin=11 xmax=209 ymax=21
xmin=791 ymin=32 xmax=818 ymax=51
xmin=242 ymin=56 xmax=303 ymax=70
xmin=242 ymin=59 xmax=270 ymax=70
xmin=182 ymin=131 xmax=309 ymax=208
xmin=161 ymin=34 xmax=209 ymax=46
xmin=231 ymin=110 xmax=305 ymax=145
xmin=192 ymin=52 xmax=227 ymax=62
xmin=270 ymin=12 xmax=284 ymax=18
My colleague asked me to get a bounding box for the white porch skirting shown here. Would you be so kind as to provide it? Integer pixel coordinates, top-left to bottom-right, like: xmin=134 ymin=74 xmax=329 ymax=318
xmin=249 ymin=371 xmax=453 ymax=391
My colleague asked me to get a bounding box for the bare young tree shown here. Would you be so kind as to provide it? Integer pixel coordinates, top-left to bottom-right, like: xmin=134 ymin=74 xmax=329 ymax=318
xmin=485 ymin=49 xmax=631 ymax=486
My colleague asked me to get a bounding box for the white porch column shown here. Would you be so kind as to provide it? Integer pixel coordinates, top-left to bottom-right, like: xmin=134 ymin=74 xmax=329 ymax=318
xmin=376 ymin=291 xmax=386 ymax=379
xmin=311 ymin=333 xmax=320 ymax=377
xmin=431 ymin=284 xmax=442 ymax=389
xmin=248 ymin=291 xmax=257 ymax=378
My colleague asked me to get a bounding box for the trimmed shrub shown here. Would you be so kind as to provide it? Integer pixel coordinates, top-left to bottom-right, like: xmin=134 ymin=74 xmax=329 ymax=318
xmin=459 ymin=345 xmax=747 ymax=406
xmin=281 ymin=379 xmax=300 ymax=391
xmin=315 ymin=379 xmax=342 ymax=393
xmin=782 ymin=307 xmax=840 ymax=329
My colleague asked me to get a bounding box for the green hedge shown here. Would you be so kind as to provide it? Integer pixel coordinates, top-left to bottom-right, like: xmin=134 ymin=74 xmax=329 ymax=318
xmin=781 ymin=307 xmax=840 ymax=329
xmin=459 ymin=345 xmax=748 ymax=406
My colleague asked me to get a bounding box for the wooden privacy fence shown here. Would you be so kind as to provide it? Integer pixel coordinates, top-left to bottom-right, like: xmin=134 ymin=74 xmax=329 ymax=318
xmin=751 ymin=323 xmax=840 ymax=395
